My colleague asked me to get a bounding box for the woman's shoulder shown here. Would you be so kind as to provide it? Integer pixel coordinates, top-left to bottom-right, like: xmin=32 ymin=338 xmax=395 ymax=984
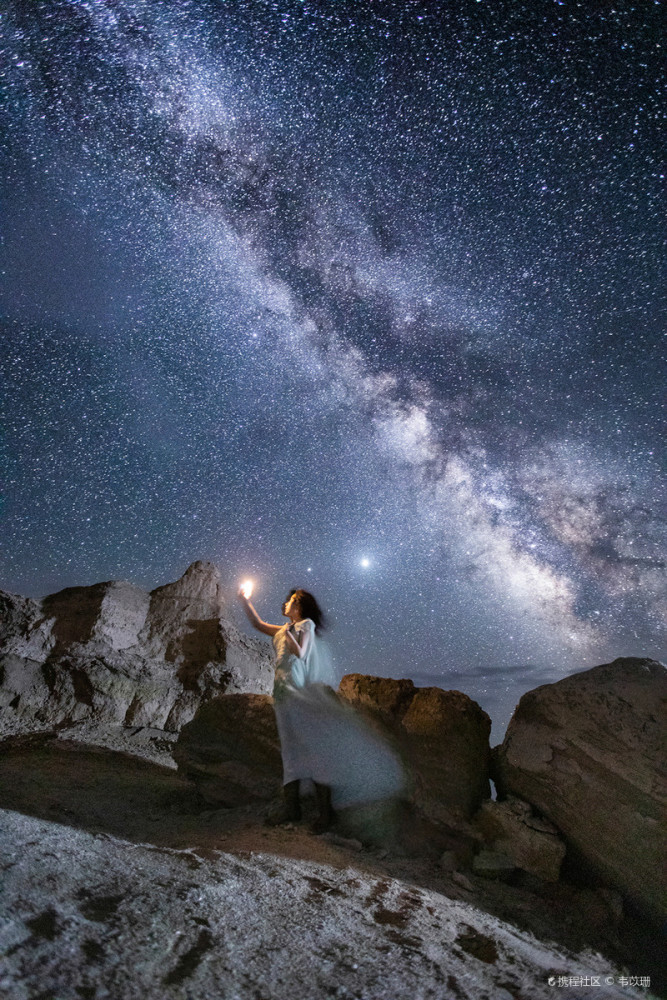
xmin=295 ymin=617 xmax=314 ymax=631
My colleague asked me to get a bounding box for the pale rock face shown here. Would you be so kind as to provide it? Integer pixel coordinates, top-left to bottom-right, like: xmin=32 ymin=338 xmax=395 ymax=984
xmin=40 ymin=580 xmax=150 ymax=653
xmin=0 ymin=562 xmax=273 ymax=736
xmin=137 ymin=560 xmax=227 ymax=662
xmin=2 ymin=806 xmax=647 ymax=1000
xmin=94 ymin=581 xmax=151 ymax=650
xmin=493 ymin=657 xmax=667 ymax=924
xmin=0 ymin=591 xmax=55 ymax=661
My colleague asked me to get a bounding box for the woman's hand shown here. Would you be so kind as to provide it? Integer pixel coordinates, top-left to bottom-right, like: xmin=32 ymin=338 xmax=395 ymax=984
xmin=238 ymin=592 xmax=282 ymax=637
xmin=238 ymin=588 xmax=257 ymax=625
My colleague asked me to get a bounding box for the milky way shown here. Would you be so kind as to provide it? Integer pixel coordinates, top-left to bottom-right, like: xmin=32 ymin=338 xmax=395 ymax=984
xmin=1 ymin=0 xmax=664 ymax=736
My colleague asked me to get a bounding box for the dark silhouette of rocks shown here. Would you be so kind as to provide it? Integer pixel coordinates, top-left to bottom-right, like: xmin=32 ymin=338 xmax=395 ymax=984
xmin=0 ymin=561 xmax=273 ymax=736
xmin=493 ymin=657 xmax=667 ymax=926
xmin=174 ymin=693 xmax=282 ymax=807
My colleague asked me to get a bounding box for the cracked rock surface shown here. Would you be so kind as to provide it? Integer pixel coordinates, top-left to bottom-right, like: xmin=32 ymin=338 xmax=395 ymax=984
xmin=0 ymin=562 xmax=273 ymax=736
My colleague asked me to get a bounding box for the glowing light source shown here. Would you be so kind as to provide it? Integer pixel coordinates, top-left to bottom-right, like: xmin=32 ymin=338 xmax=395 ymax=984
xmin=360 ymin=557 xmax=370 ymax=568
xmin=240 ymin=579 xmax=254 ymax=599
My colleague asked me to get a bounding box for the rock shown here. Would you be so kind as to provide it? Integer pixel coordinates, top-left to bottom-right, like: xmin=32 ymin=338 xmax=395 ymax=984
xmin=3 ymin=806 xmax=642 ymax=1000
xmin=173 ymin=694 xmax=283 ymax=806
xmin=338 ymin=675 xmax=491 ymax=825
xmin=451 ymin=871 xmax=475 ymax=892
xmin=0 ymin=562 xmax=274 ymax=735
xmin=596 ymin=887 xmax=624 ymax=925
xmin=322 ymin=833 xmax=364 ymax=852
xmin=472 ymin=850 xmax=516 ymax=880
xmin=439 ymin=850 xmax=458 ymax=870
xmin=41 ymin=579 xmax=151 ymax=653
xmin=472 ymin=796 xmax=565 ymax=882
xmin=1 ymin=704 xmax=661 ymax=997
xmin=337 ymin=675 xmax=417 ymax=717
xmin=493 ymin=657 xmax=667 ymax=924
xmin=175 ymin=684 xmax=448 ymax=851
xmin=175 ymin=685 xmax=473 ymax=857
xmin=572 ymin=888 xmax=624 ymax=933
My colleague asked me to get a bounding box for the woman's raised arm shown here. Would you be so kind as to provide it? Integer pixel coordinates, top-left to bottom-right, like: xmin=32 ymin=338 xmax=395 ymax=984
xmin=237 ymin=590 xmax=282 ymax=636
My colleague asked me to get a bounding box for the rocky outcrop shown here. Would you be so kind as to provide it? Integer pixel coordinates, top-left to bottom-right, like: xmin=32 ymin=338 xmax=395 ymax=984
xmin=338 ymin=675 xmax=491 ymax=826
xmin=493 ymin=657 xmax=667 ymax=924
xmin=4 ymin=556 xmax=663 ymax=930
xmin=173 ymin=694 xmax=282 ymax=806
xmin=472 ymin=797 xmax=565 ymax=882
xmin=0 ymin=724 xmax=661 ymax=999
xmin=0 ymin=562 xmax=273 ymax=735
xmin=174 ymin=678 xmax=491 ymax=854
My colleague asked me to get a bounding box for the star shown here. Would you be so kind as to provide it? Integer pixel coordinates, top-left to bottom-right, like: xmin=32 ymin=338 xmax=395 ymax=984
xmin=0 ymin=0 xmax=662 ymax=742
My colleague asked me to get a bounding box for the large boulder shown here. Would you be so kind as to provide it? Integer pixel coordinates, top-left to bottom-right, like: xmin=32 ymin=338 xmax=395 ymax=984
xmin=338 ymin=675 xmax=491 ymax=826
xmin=493 ymin=657 xmax=667 ymax=924
xmin=0 ymin=562 xmax=273 ymax=735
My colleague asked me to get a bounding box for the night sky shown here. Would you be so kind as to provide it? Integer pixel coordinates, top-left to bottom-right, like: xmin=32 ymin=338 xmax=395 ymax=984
xmin=1 ymin=0 xmax=664 ymax=738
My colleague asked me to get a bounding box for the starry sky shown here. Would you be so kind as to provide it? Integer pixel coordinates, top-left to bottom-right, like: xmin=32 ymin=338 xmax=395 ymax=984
xmin=1 ymin=0 xmax=664 ymax=738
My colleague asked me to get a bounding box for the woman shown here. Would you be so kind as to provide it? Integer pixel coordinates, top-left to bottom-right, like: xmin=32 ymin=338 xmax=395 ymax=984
xmin=238 ymin=586 xmax=337 ymax=832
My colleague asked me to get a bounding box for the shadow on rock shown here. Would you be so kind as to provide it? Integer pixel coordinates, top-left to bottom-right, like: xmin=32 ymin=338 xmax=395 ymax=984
xmin=0 ymin=732 xmax=205 ymax=846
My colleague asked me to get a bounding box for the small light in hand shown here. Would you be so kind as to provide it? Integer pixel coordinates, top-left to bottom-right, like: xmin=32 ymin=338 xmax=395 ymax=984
xmin=240 ymin=579 xmax=254 ymax=599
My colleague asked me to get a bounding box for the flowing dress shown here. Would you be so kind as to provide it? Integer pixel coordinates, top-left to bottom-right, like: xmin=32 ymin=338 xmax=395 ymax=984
xmin=272 ymin=618 xmax=405 ymax=807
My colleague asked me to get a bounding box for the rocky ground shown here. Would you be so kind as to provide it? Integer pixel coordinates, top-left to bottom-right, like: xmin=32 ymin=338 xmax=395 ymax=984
xmin=0 ymin=723 xmax=662 ymax=1000
xmin=1 ymin=566 xmax=664 ymax=998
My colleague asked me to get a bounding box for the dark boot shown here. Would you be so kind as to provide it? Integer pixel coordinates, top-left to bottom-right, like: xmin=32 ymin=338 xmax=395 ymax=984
xmin=311 ymin=782 xmax=335 ymax=834
xmin=284 ymin=779 xmax=301 ymax=820
xmin=265 ymin=780 xmax=301 ymax=826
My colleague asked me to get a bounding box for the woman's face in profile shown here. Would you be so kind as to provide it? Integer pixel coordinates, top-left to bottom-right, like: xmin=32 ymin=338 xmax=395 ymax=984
xmin=282 ymin=592 xmax=299 ymax=618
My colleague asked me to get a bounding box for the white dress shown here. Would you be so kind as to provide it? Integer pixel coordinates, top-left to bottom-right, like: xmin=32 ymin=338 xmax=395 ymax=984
xmin=272 ymin=618 xmax=336 ymax=695
xmin=272 ymin=618 xmax=334 ymax=785
xmin=272 ymin=619 xmax=405 ymax=807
